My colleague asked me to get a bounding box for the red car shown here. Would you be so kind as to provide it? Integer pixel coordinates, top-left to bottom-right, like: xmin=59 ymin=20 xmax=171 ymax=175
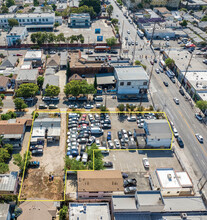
xmin=79 ymin=124 xmax=87 ymax=128
xmin=16 ymin=54 xmax=23 ymax=56
xmin=150 ymin=60 xmax=154 ymax=65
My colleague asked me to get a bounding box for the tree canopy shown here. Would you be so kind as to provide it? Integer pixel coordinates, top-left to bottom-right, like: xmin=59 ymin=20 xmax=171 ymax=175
xmin=70 ymin=5 xmax=96 ymax=18
xmin=14 ymin=98 xmax=27 ymax=111
xmin=65 ymin=157 xmax=87 ymax=170
xmin=87 ymin=144 xmax=104 ymax=170
xmin=165 ymin=58 xmax=175 ymax=69
xmin=8 ymin=18 xmax=19 ymax=27
xmin=196 ymin=100 xmax=207 ymax=111
xmin=79 ymin=0 xmax=101 ymax=15
xmin=106 ymin=4 xmax=113 ymax=18
xmin=16 ymin=83 xmax=39 ymax=97
xmin=6 ymin=0 xmax=15 ymax=7
xmin=106 ymin=37 xmax=117 ymax=47
xmin=45 ymin=85 xmax=60 ymax=97
xmin=37 ymin=76 xmax=44 ymax=89
xmin=13 ymin=152 xmax=31 ymax=175
xmin=64 ymin=80 xmax=96 ymax=97
xmin=180 ymin=20 xmax=187 ymax=27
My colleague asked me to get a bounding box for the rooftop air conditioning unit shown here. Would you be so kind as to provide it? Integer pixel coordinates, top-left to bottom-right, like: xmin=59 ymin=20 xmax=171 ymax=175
xmin=180 ymin=213 xmax=187 ymax=219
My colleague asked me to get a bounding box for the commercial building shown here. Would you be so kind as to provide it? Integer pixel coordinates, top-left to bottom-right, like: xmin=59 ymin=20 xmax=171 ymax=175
xmin=0 ymin=13 xmax=62 ymax=30
xmin=144 ymin=119 xmax=172 ymax=148
xmin=6 ymin=26 xmax=28 ymax=46
xmin=69 ymin=203 xmax=111 ymax=220
xmin=16 ymin=69 xmax=39 ymax=87
xmin=68 ymin=13 xmax=91 ymax=28
xmin=150 ymin=168 xmax=193 ymax=196
xmin=0 ymin=172 xmax=18 ymax=194
xmin=0 ymin=204 xmax=11 ymax=220
xmin=32 ymin=118 xmax=61 ymax=142
xmin=24 ymin=50 xmax=43 ymax=67
xmin=0 ymin=118 xmax=28 ymax=148
xmin=114 ymin=66 xmax=149 ymax=99
xmin=77 ymin=170 xmax=124 ymax=198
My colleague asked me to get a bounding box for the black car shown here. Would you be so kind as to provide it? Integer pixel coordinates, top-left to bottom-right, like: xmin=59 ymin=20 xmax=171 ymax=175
xmin=102 ymin=124 xmax=111 ymax=129
xmin=78 ymin=121 xmax=89 ymax=125
xmin=78 ymin=133 xmax=89 ymax=139
xmin=110 ymin=50 xmax=118 ymax=54
xmin=117 ymin=131 xmax=122 ymax=140
xmin=123 ymin=178 xmax=137 ymax=187
xmin=177 ymin=136 xmax=184 ymax=148
xmin=104 ymin=161 xmax=113 ymax=168
xmin=122 ymin=173 xmax=128 ymax=179
xmin=163 ymin=81 xmax=168 ymax=87
xmin=179 ymin=89 xmax=185 ymax=96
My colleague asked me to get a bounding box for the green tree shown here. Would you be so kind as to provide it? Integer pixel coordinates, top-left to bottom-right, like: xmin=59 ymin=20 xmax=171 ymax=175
xmin=79 ymin=0 xmax=101 ymax=15
xmin=45 ymin=85 xmax=60 ymax=97
xmin=135 ymin=60 xmax=141 ymax=65
xmin=1 ymin=5 xmax=8 ymax=13
xmin=54 ymin=22 xmax=60 ymax=30
xmin=201 ymin=15 xmax=207 ymax=21
xmin=196 ymin=100 xmax=207 ymax=111
xmin=165 ymin=58 xmax=175 ymax=69
xmin=106 ymin=4 xmax=113 ymax=18
xmin=65 ymin=157 xmax=87 ymax=170
xmin=0 ymin=163 xmax=9 ymax=174
xmin=0 ymin=99 xmax=3 ymax=108
xmin=87 ymin=144 xmax=104 ymax=170
xmin=66 ymin=61 xmax=72 ymax=79
xmin=106 ymin=37 xmax=117 ymax=47
xmin=56 ymin=33 xmax=65 ymax=43
xmin=59 ymin=205 xmax=68 ymax=220
xmin=117 ymin=104 xmax=125 ymax=111
xmin=3 ymin=144 xmax=13 ymax=155
xmin=0 ymin=148 xmax=10 ymax=163
xmin=70 ymin=5 xmax=96 ymax=18
xmin=111 ymin=18 xmax=118 ymax=25
xmin=6 ymin=0 xmax=15 ymax=7
xmin=33 ymin=0 xmax=39 ymax=6
xmin=14 ymin=98 xmax=27 ymax=111
xmin=180 ymin=20 xmax=187 ymax=27
xmin=16 ymin=83 xmax=39 ymax=97
xmin=13 ymin=152 xmax=31 ymax=174
xmin=37 ymin=76 xmax=44 ymax=89
xmin=52 ymin=4 xmax=57 ymax=11
xmin=94 ymin=74 xmax=97 ymax=89
xmin=100 ymin=105 xmax=107 ymax=111
xmin=8 ymin=18 xmax=19 ymax=27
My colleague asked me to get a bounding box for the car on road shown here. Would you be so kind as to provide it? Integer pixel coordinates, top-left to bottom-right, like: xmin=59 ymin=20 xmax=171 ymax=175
xmin=155 ymin=68 xmax=160 ymax=74
xmin=104 ymin=161 xmax=113 ymax=168
xmin=85 ymin=50 xmax=93 ymax=54
xmin=195 ymin=133 xmax=203 ymax=143
xmin=124 ymin=186 xmax=137 ymax=194
xmin=173 ymin=98 xmax=179 ymax=105
xmin=150 ymin=60 xmax=154 ymax=65
xmin=68 ymin=96 xmax=76 ymax=101
xmin=163 ymin=81 xmax=168 ymax=87
xmin=123 ymin=178 xmax=137 ymax=187
xmin=179 ymin=89 xmax=185 ymax=96
xmin=173 ymin=127 xmax=179 ymax=138
xmin=125 ymin=36 xmax=128 ymax=40
xmin=171 ymin=78 xmax=175 ymax=83
xmin=127 ymin=30 xmax=130 ymax=34
xmin=177 ymin=136 xmax=184 ymax=148
xmin=142 ymin=158 xmax=149 ymax=169
xmin=131 ymin=41 xmax=134 ymax=45
xmin=128 ymin=41 xmax=131 ymax=46
xmin=195 ymin=113 xmax=203 ymax=121
xmin=110 ymin=50 xmax=118 ymax=54
xmin=159 ymin=68 xmax=164 ymax=73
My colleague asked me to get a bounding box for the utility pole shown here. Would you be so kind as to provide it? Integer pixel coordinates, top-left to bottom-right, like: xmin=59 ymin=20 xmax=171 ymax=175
xmin=180 ymin=52 xmax=193 ymax=88
xmin=119 ymin=20 xmax=124 ymax=57
xmin=132 ymin=33 xmax=138 ymax=65
xmin=149 ymin=22 xmax=156 ymax=51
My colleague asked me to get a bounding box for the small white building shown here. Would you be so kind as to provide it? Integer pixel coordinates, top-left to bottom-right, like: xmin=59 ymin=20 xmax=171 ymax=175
xmin=6 ymin=26 xmax=28 ymax=46
xmin=144 ymin=119 xmax=172 ymax=148
xmin=114 ymin=66 xmax=149 ymax=99
xmin=68 ymin=13 xmax=91 ymax=27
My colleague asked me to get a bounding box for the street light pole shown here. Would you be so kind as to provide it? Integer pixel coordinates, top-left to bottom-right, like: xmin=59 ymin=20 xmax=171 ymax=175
xmin=119 ymin=20 xmax=124 ymax=57
xmin=132 ymin=33 xmax=138 ymax=65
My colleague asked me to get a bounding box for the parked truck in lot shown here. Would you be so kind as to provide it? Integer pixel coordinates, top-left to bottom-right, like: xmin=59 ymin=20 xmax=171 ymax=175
xmin=91 ymin=127 xmax=103 ymax=135
xmin=82 ymin=152 xmax=88 ymax=163
xmin=137 ymin=29 xmax=144 ymax=38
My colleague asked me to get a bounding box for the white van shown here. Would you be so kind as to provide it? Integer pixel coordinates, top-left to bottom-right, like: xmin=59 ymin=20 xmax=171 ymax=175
xmin=82 ymin=152 xmax=88 ymax=163
xmin=94 ymin=96 xmax=103 ymax=101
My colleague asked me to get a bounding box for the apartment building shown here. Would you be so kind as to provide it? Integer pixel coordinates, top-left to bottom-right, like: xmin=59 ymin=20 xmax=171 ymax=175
xmin=6 ymin=26 xmax=28 ymax=46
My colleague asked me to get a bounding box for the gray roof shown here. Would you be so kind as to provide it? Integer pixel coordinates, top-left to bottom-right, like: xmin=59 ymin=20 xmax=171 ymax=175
xmin=7 ymin=26 xmax=26 ymax=36
xmin=0 ymin=172 xmax=18 ymax=192
xmin=16 ymin=69 xmax=38 ymax=81
xmin=115 ymin=66 xmax=149 ymax=81
xmin=145 ymin=119 xmax=172 ymax=139
xmin=0 ymin=204 xmax=10 ymax=220
xmin=97 ymin=73 xmax=115 ymax=85
xmin=45 ymin=68 xmax=56 ymax=75
xmin=112 ymin=195 xmax=137 ymax=211
xmin=60 ymin=51 xmax=68 ymax=66
xmin=0 ymin=55 xmax=18 ymax=68
xmin=43 ymin=74 xmax=59 ymax=89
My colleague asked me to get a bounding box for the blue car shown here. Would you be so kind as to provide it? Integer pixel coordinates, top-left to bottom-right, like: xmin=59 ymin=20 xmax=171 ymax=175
xmin=107 ymin=132 xmax=111 ymax=141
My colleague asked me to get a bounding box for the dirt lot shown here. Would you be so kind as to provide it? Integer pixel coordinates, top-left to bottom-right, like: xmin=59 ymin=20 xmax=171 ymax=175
xmin=20 ymin=113 xmax=66 ymax=200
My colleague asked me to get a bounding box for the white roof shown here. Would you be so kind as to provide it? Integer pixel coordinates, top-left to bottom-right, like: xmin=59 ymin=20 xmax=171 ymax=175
xmin=156 ymin=168 xmax=181 ymax=189
xmin=176 ymin=171 xmax=193 ymax=188
xmin=24 ymin=50 xmax=42 ymax=60
xmin=115 ymin=66 xmax=149 ymax=81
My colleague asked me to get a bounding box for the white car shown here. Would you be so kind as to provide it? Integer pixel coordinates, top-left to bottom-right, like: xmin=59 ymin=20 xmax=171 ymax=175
xmin=84 ymin=104 xmax=94 ymax=109
xmin=96 ymin=139 xmax=101 ymax=146
xmin=127 ymin=116 xmax=136 ymax=122
xmin=114 ymin=139 xmax=120 ymax=149
xmin=173 ymin=98 xmax=179 ymax=105
xmin=195 ymin=113 xmax=203 ymax=121
xmin=121 ymin=129 xmax=127 ymax=135
xmin=127 ymin=30 xmax=130 ymax=34
xmin=142 ymin=158 xmax=149 ymax=169
xmin=108 ymin=140 xmax=114 ymax=149
xmin=195 ymin=133 xmax=203 ymax=143
xmin=173 ymin=127 xmax=179 ymax=138
xmin=124 ymin=134 xmax=129 ymax=142
xmin=155 ymin=69 xmax=160 ymax=73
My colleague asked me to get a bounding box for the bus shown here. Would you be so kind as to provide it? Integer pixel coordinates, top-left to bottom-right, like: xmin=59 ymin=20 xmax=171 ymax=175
xmin=159 ymin=60 xmax=166 ymax=70
xmin=94 ymin=46 xmax=111 ymax=53
xmin=166 ymin=70 xmax=175 ymax=78
xmin=137 ymin=29 xmax=144 ymax=38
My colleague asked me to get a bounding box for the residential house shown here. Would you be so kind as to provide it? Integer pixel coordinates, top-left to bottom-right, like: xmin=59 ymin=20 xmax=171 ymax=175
xmin=198 ymin=21 xmax=207 ymax=31
xmin=0 ymin=55 xmax=18 ymax=70
xmin=0 ymin=118 xmax=28 ymax=148
xmin=46 ymin=54 xmax=60 ymax=70
xmin=32 ymin=118 xmax=61 ymax=143
xmin=77 ymin=170 xmax=124 ymax=198
xmin=43 ymin=68 xmax=59 ymax=94
xmin=18 ymin=201 xmax=57 ymax=220
xmin=114 ymin=66 xmax=149 ymax=100
xmin=143 ymin=119 xmax=172 ymax=148
xmin=16 ymin=69 xmax=39 ymax=87
xmin=60 ymin=51 xmax=68 ymax=70
xmin=8 ymin=5 xmax=18 ymax=13
xmin=0 ymin=204 xmax=11 ymax=220
xmin=24 ymin=50 xmax=43 ymax=68
xmin=0 ymin=76 xmax=10 ymax=92
xmin=56 ymin=3 xmax=67 ymax=12
xmin=0 ymin=172 xmax=18 ymax=194
xmin=68 ymin=13 xmax=91 ymax=28
xmin=69 ymin=74 xmax=83 ymax=82
xmin=193 ymin=11 xmax=206 ymax=20
xmin=6 ymin=26 xmax=28 ymax=46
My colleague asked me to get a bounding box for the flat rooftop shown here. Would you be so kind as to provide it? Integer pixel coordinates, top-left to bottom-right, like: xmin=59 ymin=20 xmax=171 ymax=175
xmin=112 ymin=195 xmax=137 ymax=211
xmin=156 ymin=168 xmax=181 ymax=189
xmin=176 ymin=171 xmax=192 ymax=188
xmin=69 ymin=203 xmax=111 ymax=220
